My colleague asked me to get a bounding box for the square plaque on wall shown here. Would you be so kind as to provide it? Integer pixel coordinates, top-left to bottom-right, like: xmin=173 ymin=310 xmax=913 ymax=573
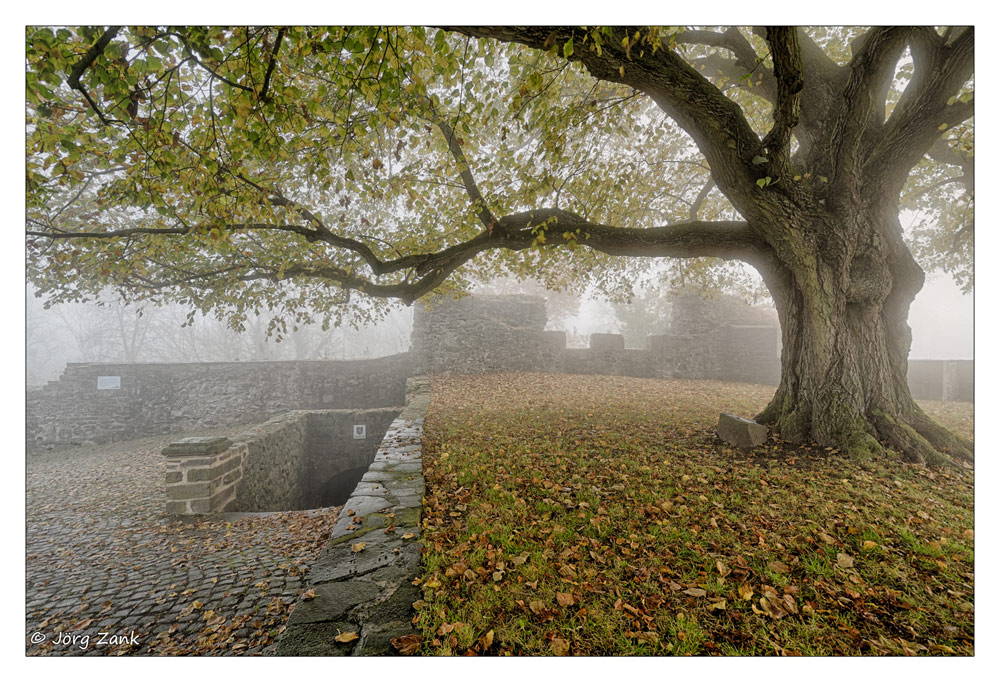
xmin=97 ymin=376 xmax=121 ymax=390
xmin=352 ymin=424 xmax=366 ymax=439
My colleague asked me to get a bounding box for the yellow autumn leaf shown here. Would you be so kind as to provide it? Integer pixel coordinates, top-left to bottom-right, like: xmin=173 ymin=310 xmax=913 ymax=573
xmin=351 ymin=542 xmax=366 ymax=553
xmin=334 ymin=631 xmax=359 ymax=643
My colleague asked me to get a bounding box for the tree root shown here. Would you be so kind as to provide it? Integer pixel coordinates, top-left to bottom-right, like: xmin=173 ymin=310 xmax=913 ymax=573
xmin=757 ymin=389 xmax=972 ymax=469
xmin=871 ymin=410 xmax=956 ymax=468
xmin=910 ymin=411 xmax=974 ymax=464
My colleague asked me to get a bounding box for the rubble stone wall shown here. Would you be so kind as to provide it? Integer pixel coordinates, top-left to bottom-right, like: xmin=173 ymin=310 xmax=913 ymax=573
xmin=26 ymin=355 xmax=412 ymax=451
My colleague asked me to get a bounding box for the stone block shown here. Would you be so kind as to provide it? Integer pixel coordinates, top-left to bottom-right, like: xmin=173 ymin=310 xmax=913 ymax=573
xmin=717 ymin=413 xmax=768 ymax=448
xmin=189 ymin=498 xmax=212 ymax=513
xmin=165 ymin=471 xmax=183 ymax=484
xmin=590 ymin=333 xmax=625 ymax=351
xmin=542 ymin=330 xmax=567 ymax=351
xmin=166 ymin=481 xmax=211 ymax=499
xmin=648 ymin=334 xmax=672 ymax=354
xmin=165 ymin=500 xmax=189 ymax=515
xmin=286 ymin=581 xmax=380 ymax=625
xmin=162 ymin=436 xmax=233 ymax=456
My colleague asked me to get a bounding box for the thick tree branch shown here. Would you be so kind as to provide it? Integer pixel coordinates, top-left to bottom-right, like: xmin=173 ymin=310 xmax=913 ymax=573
xmin=431 ymin=115 xmax=497 ymax=231
xmin=67 ymin=26 xmax=122 ymax=126
xmin=32 ymin=205 xmax=768 ymax=305
xmin=675 ymin=28 xmax=776 ymax=101
xmin=762 ymin=27 xmax=803 ymax=179
xmin=827 ymin=27 xmax=913 ymax=186
xmin=866 ymin=27 xmax=974 ymax=192
xmin=259 ymin=27 xmax=285 ymax=101
xmin=448 ymin=26 xmax=767 ymax=215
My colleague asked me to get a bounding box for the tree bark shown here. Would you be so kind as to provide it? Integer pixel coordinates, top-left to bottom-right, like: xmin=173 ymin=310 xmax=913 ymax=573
xmin=754 ymin=201 xmax=974 ymax=466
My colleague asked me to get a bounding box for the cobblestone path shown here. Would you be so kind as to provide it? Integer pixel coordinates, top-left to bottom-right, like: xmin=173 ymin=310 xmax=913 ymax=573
xmin=26 ymin=431 xmax=339 ymax=656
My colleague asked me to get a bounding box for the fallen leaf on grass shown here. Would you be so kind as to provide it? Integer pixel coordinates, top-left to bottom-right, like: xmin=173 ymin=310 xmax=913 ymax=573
xmin=556 ymin=592 xmax=575 ymax=607
xmin=683 ymin=588 xmax=707 ymax=597
xmin=634 ymin=631 xmax=659 ymax=646
xmin=391 ymin=633 xmax=422 ymax=655
xmin=768 ymin=560 xmax=790 ymax=574
xmin=550 ymin=637 xmax=570 ymax=655
xmin=837 ymin=552 xmax=855 ymax=568
xmin=738 ymin=583 xmax=754 ymax=601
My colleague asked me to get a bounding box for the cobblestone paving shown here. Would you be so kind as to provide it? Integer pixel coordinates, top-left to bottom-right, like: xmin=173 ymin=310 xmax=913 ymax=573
xmin=26 ymin=430 xmax=339 ymax=656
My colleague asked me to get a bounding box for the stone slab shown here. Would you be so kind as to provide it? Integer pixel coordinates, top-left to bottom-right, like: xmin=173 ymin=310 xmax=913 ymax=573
xmin=162 ymin=437 xmax=233 ymax=456
xmin=286 ymin=580 xmax=380 ymax=625
xmin=717 ymin=412 xmax=768 ymax=448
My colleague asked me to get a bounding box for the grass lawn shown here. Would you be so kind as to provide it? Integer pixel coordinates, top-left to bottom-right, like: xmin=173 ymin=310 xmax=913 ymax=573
xmin=415 ymin=373 xmax=974 ymax=656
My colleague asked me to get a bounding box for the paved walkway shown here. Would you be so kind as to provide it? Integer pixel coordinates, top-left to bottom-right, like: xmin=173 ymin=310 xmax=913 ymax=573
xmin=26 ymin=430 xmax=338 ymax=656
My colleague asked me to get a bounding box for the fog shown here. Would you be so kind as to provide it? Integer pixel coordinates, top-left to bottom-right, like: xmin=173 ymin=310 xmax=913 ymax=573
xmin=909 ymin=274 xmax=974 ymax=360
xmin=25 ymin=269 xmax=973 ymax=388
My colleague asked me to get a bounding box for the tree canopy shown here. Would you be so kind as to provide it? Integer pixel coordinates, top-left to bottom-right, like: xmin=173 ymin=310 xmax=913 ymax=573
xmin=26 ymin=26 xmax=974 ymax=464
xmin=26 ymin=26 xmax=972 ymax=323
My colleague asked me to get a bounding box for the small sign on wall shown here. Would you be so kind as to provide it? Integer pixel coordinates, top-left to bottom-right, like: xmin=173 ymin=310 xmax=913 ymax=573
xmin=97 ymin=376 xmax=121 ymax=390
xmin=353 ymin=424 xmax=366 ymax=439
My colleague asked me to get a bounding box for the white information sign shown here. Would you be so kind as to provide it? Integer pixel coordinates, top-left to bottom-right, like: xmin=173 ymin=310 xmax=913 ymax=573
xmin=97 ymin=376 xmax=121 ymax=390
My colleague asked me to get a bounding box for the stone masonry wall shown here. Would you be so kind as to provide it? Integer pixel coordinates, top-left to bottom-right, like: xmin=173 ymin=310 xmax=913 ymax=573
xmin=27 ymin=354 xmax=412 ymax=451
xmin=276 ymin=376 xmax=430 ymax=656
xmin=164 ymin=437 xmax=248 ymax=515
xmin=411 ymin=295 xmax=548 ymax=375
xmin=163 ymin=407 xmax=402 ymax=515
xmin=411 ymin=294 xmax=970 ymax=401
xmin=411 ymin=294 xmax=781 ymax=385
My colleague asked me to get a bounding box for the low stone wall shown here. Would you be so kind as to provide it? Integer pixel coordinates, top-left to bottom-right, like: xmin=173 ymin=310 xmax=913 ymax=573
xmin=411 ymin=294 xmax=782 ymax=385
xmin=164 ymin=437 xmax=246 ymax=514
xmin=164 ymin=408 xmax=402 ymax=515
xmin=276 ymin=376 xmax=430 ymax=656
xmin=412 ymin=295 xmax=970 ymax=401
xmin=27 ymin=354 xmax=412 ymax=451
xmin=907 ymin=360 xmax=974 ymax=402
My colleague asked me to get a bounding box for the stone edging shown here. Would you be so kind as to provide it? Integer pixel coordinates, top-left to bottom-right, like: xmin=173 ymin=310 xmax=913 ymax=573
xmin=274 ymin=376 xmax=429 ymax=656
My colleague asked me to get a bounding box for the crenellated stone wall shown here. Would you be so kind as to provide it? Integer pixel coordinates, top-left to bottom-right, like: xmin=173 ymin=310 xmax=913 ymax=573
xmin=411 ymin=293 xmax=782 ymax=385
xmin=26 ymin=355 xmax=412 ymax=451
xmin=410 ymin=293 xmax=971 ymax=401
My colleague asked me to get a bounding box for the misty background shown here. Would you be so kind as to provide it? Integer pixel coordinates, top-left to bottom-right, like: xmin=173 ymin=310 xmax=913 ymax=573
xmin=25 ymin=270 xmax=972 ymax=390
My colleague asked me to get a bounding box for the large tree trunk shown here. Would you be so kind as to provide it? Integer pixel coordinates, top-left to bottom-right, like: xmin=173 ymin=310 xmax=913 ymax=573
xmin=754 ymin=202 xmax=974 ymax=466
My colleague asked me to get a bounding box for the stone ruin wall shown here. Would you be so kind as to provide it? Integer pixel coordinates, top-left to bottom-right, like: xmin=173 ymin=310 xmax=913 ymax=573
xmin=411 ymin=293 xmax=783 ymax=385
xmin=25 ymin=294 xmax=972 ymax=451
xmin=163 ymin=407 xmax=401 ymax=515
xmin=26 ymin=355 xmax=412 ymax=451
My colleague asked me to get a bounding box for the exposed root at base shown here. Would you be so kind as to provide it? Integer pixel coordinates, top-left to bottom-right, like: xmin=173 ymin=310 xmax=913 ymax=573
xmin=871 ymin=410 xmax=956 ymax=468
